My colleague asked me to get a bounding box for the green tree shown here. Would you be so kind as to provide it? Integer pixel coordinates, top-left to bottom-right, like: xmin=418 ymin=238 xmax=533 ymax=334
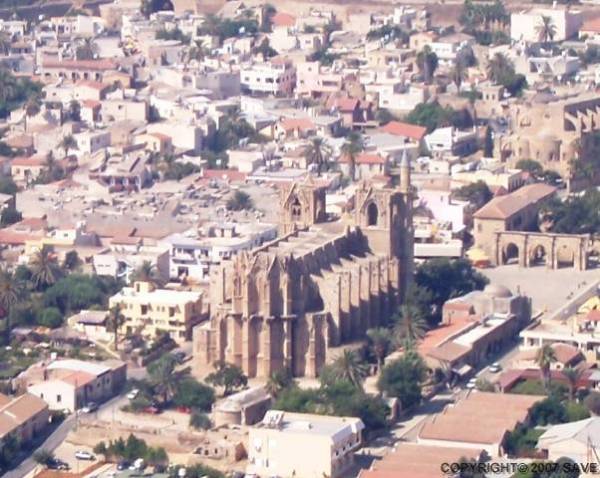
xmin=106 ymin=304 xmax=125 ymax=351
xmin=378 ymin=351 xmax=427 ymax=409
xmin=536 ymin=344 xmax=557 ymax=392
xmin=226 ymin=190 xmax=254 ymax=211
xmin=30 ymin=245 xmax=62 ymax=290
xmin=516 ymin=159 xmax=543 ymax=176
xmin=206 ymin=360 xmax=248 ymax=395
xmin=454 ymin=180 xmax=493 ymax=210
xmin=327 ymin=349 xmax=370 ymax=390
xmin=414 ymin=258 xmax=488 ymax=326
xmin=147 ymin=353 xmax=180 ymax=403
xmin=0 ymin=177 xmax=17 ymax=195
xmin=536 ymin=15 xmax=557 ymax=45
xmin=562 ymin=367 xmax=584 ymax=401
xmin=23 ymin=93 xmax=42 ymax=131
xmin=39 ymin=307 xmax=63 ymax=328
xmin=393 ymin=304 xmax=428 ymax=344
xmin=416 ymin=46 xmax=438 ymax=84
xmin=68 ymin=100 xmax=81 ymax=122
xmin=0 ymin=268 xmax=22 ymax=341
xmin=340 ymin=131 xmax=365 ymax=181
xmin=366 ymin=327 xmax=392 ymax=371
xmin=59 ymin=134 xmax=77 ymax=158
xmin=265 ymin=368 xmax=294 ymax=397
xmin=585 ymin=391 xmax=600 ymax=415
xmin=305 ymin=136 xmax=332 ymax=176
xmin=63 ymin=250 xmax=81 ymax=271
xmin=173 ymin=378 xmax=215 ymax=411
xmin=33 ymin=449 xmax=54 ymax=466
xmin=0 ymin=206 xmax=21 ymax=226
xmin=189 ymin=410 xmax=212 ymax=430
xmin=130 ymin=261 xmax=162 ymax=287
xmin=483 ymin=126 xmax=494 ymax=157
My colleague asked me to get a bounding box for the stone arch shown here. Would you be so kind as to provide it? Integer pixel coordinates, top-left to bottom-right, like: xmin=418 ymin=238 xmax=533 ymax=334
xmin=367 ymin=202 xmax=379 ymax=226
xmin=556 ymin=244 xmax=576 ymax=268
xmin=529 ymin=243 xmax=548 ymax=267
xmin=502 ymin=242 xmax=520 ymax=265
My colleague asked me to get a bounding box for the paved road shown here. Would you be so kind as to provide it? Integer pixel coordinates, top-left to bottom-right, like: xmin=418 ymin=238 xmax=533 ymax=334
xmin=4 ymin=415 xmax=76 ymax=478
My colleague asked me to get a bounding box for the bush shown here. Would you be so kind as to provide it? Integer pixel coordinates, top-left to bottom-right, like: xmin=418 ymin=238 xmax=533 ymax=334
xmin=173 ymin=378 xmax=215 ymax=411
xmin=38 ymin=307 xmax=63 ymax=328
xmin=565 ymin=401 xmax=590 ymax=422
xmin=529 ymin=397 xmax=567 ymax=426
xmin=377 ymin=351 xmax=427 ymax=410
xmin=585 ymin=391 xmax=600 ymax=415
xmin=505 ymin=425 xmax=544 ymax=456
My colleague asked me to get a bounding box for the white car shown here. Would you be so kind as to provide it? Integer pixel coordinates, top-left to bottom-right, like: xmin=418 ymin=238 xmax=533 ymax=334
xmin=75 ymin=451 xmax=95 ymax=461
xmin=81 ymin=402 xmax=98 ymax=413
xmin=489 ymin=363 xmax=502 ymax=373
xmin=466 ymin=378 xmax=477 ymax=389
xmin=127 ymin=389 xmax=139 ymax=400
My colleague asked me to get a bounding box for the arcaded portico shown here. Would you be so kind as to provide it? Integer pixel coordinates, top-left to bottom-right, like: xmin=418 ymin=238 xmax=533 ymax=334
xmin=494 ymin=231 xmax=590 ymax=270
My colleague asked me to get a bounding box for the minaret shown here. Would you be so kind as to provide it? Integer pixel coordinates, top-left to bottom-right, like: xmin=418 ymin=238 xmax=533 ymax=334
xmin=399 ymin=147 xmax=411 ymax=193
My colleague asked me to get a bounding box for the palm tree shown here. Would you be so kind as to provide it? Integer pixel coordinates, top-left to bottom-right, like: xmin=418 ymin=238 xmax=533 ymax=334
xmin=416 ymin=46 xmax=438 ymax=84
xmin=0 ymin=268 xmax=22 ymax=342
xmin=59 ymin=134 xmax=77 ymax=158
xmin=562 ymin=366 xmax=584 ymax=401
xmin=329 ymin=349 xmax=369 ymax=390
xmin=265 ymin=368 xmax=294 ymax=397
xmin=366 ymin=327 xmax=392 ymax=371
xmin=536 ymin=344 xmax=557 ymax=391
xmin=536 ymin=15 xmax=557 ymax=46
xmin=340 ymin=132 xmax=364 ymax=181
xmin=147 ymin=354 xmax=180 ymax=404
xmin=130 ymin=260 xmax=162 ymax=287
xmin=23 ymin=94 xmax=42 ymax=131
xmin=0 ymin=33 xmax=11 ymax=55
xmin=30 ymin=245 xmax=61 ymax=290
xmin=393 ymin=304 xmax=427 ymax=344
xmin=106 ymin=304 xmax=125 ymax=351
xmin=304 ymin=136 xmax=332 ymax=176
xmin=486 ymin=53 xmax=511 ymax=84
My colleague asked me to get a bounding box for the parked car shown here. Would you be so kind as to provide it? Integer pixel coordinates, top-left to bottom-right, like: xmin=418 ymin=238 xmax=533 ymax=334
xmin=466 ymin=378 xmax=477 ymax=390
xmin=75 ymin=451 xmax=95 ymax=461
xmin=48 ymin=458 xmax=69 ymax=470
xmin=143 ymin=405 xmax=161 ymax=414
xmin=489 ymin=363 xmax=502 ymax=373
xmin=117 ymin=460 xmax=130 ymax=470
xmin=126 ymin=389 xmax=139 ymax=400
xmin=81 ymin=402 xmax=98 ymax=413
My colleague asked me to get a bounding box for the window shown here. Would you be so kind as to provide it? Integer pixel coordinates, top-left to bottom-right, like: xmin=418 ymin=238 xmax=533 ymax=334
xmin=57 ymin=394 xmax=62 ymax=403
xmin=367 ymin=202 xmax=378 ymax=226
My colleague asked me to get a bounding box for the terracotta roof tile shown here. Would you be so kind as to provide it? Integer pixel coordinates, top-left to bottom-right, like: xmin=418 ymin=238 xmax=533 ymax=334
xmin=381 ymin=121 xmax=427 ymax=140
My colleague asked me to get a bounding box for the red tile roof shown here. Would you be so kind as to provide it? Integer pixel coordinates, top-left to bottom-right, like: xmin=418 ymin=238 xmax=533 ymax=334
xmin=11 ymin=156 xmax=46 ymax=167
xmin=381 ymin=121 xmax=427 ymax=140
xmin=42 ymin=59 xmax=117 ymax=71
xmin=581 ymin=17 xmax=600 ymax=33
xmin=338 ymin=153 xmax=386 ymax=165
xmin=473 ymin=184 xmax=556 ymax=220
xmin=271 ymin=12 xmax=296 ymax=27
xmin=280 ymin=117 xmax=315 ymax=132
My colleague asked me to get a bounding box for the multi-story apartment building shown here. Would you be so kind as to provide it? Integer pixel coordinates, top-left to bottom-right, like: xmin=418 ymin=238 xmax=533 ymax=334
xmin=240 ymin=59 xmax=296 ymax=96
xmin=109 ymin=281 xmax=203 ymax=342
xmin=247 ymin=410 xmax=364 ymax=478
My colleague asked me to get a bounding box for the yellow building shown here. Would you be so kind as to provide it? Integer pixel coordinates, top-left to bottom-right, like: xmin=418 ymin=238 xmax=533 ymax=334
xmin=109 ymin=281 xmax=203 ymax=342
xmin=247 ymin=410 xmax=364 ymax=478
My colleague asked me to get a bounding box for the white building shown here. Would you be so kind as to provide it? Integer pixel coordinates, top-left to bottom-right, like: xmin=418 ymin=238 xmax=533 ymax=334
xmin=247 ymin=410 xmax=364 ymax=478
xmin=240 ymin=59 xmax=297 ymax=96
xmin=510 ymin=7 xmax=583 ymax=43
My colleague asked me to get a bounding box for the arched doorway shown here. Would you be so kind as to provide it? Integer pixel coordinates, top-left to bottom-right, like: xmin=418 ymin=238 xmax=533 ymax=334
xmin=502 ymin=243 xmax=519 ymax=265
xmin=530 ymin=244 xmax=547 ymax=266
xmin=367 ymin=202 xmax=379 ymax=226
xmin=557 ymin=246 xmax=575 ymax=268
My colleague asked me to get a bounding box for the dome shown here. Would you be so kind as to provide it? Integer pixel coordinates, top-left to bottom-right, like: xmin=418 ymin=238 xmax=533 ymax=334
xmin=483 ymin=284 xmax=512 ymax=298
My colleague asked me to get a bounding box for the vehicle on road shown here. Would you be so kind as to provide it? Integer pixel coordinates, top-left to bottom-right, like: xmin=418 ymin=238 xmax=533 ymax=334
xmin=126 ymin=389 xmax=139 ymax=400
xmin=117 ymin=460 xmax=130 ymax=470
xmin=466 ymin=378 xmax=477 ymax=389
xmin=75 ymin=451 xmax=95 ymax=461
xmin=489 ymin=363 xmax=502 ymax=373
xmin=81 ymin=402 xmax=98 ymax=413
xmin=47 ymin=458 xmax=69 ymax=470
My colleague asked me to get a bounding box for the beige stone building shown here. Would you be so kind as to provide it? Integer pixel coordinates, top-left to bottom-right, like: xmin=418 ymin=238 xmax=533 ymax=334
xmin=194 ymin=173 xmax=413 ymax=379
xmin=247 ymin=410 xmax=364 ymax=478
xmin=498 ymin=93 xmax=600 ymax=186
xmin=109 ymin=281 xmax=204 ymax=342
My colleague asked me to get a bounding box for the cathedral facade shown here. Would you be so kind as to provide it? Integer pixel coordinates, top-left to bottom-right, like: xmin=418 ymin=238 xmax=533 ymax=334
xmin=193 ymin=175 xmax=413 ymax=379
